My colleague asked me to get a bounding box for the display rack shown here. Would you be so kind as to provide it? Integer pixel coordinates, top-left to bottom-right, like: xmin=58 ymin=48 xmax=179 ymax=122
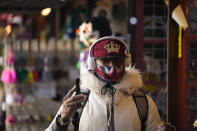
xmin=1 ymin=38 xmax=79 ymax=131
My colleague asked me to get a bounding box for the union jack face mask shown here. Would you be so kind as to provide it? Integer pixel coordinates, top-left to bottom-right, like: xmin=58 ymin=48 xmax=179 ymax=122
xmin=96 ymin=64 xmax=125 ymax=83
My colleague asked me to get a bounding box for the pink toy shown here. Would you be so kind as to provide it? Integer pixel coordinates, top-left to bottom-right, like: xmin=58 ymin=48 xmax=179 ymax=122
xmin=1 ymin=68 xmax=17 ymax=84
xmin=1 ymin=45 xmax=17 ymax=84
xmin=9 ymin=69 xmax=17 ymax=83
xmin=7 ymin=56 xmax=15 ymax=65
xmin=6 ymin=115 xmax=17 ymax=123
xmin=1 ymin=69 xmax=10 ymax=83
xmin=7 ymin=45 xmax=15 ymax=65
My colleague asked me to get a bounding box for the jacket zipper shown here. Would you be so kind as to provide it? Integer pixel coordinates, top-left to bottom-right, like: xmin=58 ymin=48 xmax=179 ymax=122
xmin=107 ymin=94 xmax=115 ymax=131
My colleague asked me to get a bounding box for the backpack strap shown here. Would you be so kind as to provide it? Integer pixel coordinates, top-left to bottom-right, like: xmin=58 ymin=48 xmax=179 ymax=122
xmin=132 ymin=90 xmax=148 ymax=131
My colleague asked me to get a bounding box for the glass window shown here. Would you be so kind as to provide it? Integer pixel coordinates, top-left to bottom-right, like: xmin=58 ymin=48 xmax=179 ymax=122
xmin=187 ymin=0 xmax=197 ymax=34
xmin=143 ymin=0 xmax=167 ymax=121
xmin=187 ymin=41 xmax=197 ymax=81
xmin=143 ymin=43 xmax=167 ymax=82
xmin=144 ymin=0 xmax=167 ymax=38
xmin=143 ymin=43 xmax=167 ymax=120
xmin=186 ymin=88 xmax=197 ymax=130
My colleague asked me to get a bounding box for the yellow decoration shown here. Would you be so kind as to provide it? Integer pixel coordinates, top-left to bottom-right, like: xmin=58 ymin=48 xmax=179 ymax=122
xmin=178 ymin=26 xmax=182 ymax=58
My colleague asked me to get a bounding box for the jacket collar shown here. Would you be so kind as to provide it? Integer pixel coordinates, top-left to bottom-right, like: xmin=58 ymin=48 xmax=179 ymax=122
xmin=80 ymin=67 xmax=143 ymax=95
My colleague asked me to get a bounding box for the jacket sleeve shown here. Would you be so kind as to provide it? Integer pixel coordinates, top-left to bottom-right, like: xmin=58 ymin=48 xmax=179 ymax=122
xmin=145 ymin=95 xmax=162 ymax=131
xmin=45 ymin=105 xmax=68 ymax=131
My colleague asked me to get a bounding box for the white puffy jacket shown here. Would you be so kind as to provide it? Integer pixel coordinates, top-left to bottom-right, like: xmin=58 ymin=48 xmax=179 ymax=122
xmin=46 ymin=68 xmax=161 ymax=131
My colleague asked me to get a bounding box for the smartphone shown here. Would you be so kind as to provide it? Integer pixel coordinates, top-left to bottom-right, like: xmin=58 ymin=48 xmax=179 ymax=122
xmin=75 ymin=77 xmax=81 ymax=95
xmin=75 ymin=77 xmax=82 ymax=106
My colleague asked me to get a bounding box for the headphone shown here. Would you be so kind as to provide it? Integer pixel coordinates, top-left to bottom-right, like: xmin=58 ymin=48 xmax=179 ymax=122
xmin=87 ymin=36 xmax=131 ymax=70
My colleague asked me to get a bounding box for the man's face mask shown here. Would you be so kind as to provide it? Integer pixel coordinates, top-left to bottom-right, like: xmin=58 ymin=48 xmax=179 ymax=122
xmin=96 ymin=57 xmax=125 ymax=83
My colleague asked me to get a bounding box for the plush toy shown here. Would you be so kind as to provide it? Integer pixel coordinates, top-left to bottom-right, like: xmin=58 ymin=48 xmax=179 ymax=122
xmin=6 ymin=115 xmax=17 ymax=123
xmin=1 ymin=68 xmax=17 ymax=84
xmin=1 ymin=44 xmax=17 ymax=84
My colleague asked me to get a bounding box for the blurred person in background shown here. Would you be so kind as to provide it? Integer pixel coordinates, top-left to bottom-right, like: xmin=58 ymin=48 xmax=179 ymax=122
xmin=76 ymin=16 xmax=112 ymax=75
xmin=46 ymin=36 xmax=175 ymax=131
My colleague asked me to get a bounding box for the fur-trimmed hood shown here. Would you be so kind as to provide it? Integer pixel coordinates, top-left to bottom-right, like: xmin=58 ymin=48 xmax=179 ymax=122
xmin=80 ymin=67 xmax=143 ymax=103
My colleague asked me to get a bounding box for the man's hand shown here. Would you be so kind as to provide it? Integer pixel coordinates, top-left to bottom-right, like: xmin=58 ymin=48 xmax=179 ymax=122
xmin=61 ymin=86 xmax=86 ymax=121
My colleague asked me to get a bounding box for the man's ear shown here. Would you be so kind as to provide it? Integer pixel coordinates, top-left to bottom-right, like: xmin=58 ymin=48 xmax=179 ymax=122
xmin=88 ymin=56 xmax=96 ymax=71
xmin=125 ymin=53 xmax=132 ymax=67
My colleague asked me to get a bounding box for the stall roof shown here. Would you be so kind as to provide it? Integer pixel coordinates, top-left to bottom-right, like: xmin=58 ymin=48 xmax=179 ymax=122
xmin=0 ymin=0 xmax=75 ymax=13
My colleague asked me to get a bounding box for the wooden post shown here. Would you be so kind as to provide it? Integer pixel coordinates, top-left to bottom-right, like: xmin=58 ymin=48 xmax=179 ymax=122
xmin=128 ymin=0 xmax=136 ymax=66
xmin=135 ymin=0 xmax=144 ymax=70
xmin=178 ymin=0 xmax=186 ymax=130
xmin=167 ymin=0 xmax=179 ymax=130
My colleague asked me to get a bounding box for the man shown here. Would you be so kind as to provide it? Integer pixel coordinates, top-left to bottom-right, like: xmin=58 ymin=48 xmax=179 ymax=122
xmin=46 ymin=36 xmax=163 ymax=131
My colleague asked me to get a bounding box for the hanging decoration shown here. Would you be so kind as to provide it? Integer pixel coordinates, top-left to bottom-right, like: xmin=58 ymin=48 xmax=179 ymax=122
xmin=1 ymin=44 xmax=17 ymax=84
xmin=178 ymin=26 xmax=182 ymax=58
xmin=172 ymin=4 xmax=187 ymax=59
xmin=172 ymin=4 xmax=188 ymax=30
